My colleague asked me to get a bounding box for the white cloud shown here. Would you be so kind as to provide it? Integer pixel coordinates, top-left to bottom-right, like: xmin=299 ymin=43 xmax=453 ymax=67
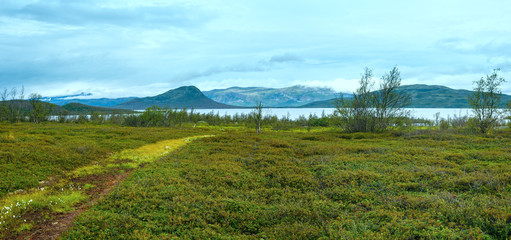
xmin=297 ymin=78 xmax=360 ymax=93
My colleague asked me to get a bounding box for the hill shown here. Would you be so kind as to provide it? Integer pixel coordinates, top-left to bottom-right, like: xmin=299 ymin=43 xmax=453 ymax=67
xmin=115 ymin=86 xmax=237 ymax=110
xmin=1 ymin=100 xmax=133 ymax=116
xmin=61 ymin=103 xmax=134 ymax=114
xmin=299 ymin=84 xmax=511 ymax=108
xmin=0 ymin=100 xmax=66 ymax=114
xmin=203 ymin=85 xmax=338 ymax=107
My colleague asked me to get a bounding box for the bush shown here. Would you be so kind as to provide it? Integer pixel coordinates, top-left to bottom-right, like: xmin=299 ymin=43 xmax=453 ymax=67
xmin=439 ymin=119 xmax=450 ymax=130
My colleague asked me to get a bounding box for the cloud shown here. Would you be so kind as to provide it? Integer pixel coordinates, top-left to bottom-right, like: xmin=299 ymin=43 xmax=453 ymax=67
xmin=269 ymin=53 xmax=303 ymax=63
xmin=172 ymin=54 xmax=305 ymax=82
xmin=0 ymin=0 xmax=214 ymax=28
xmin=437 ymin=38 xmax=511 ymax=57
xmin=294 ymin=78 xmax=360 ymax=93
xmin=172 ymin=63 xmax=270 ymax=83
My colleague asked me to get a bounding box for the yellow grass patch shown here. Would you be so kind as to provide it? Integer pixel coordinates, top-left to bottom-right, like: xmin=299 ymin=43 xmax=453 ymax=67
xmin=71 ymin=135 xmax=213 ymax=177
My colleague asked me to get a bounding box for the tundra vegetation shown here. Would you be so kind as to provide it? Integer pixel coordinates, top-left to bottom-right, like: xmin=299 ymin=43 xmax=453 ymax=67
xmin=0 ymin=69 xmax=510 ymax=239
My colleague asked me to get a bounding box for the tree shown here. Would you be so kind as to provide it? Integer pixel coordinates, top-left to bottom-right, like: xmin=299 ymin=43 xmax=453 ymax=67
xmin=372 ymin=66 xmax=411 ymax=132
xmin=253 ymin=101 xmax=263 ymax=133
xmin=334 ymin=66 xmax=411 ymax=132
xmin=334 ymin=67 xmax=375 ymax=132
xmin=0 ymin=89 xmax=8 ymax=122
xmin=29 ymin=93 xmax=52 ymax=123
xmin=468 ymin=69 xmax=506 ymax=134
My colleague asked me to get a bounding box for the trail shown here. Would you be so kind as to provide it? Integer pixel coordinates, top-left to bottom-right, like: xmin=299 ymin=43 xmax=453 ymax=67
xmin=20 ymin=135 xmax=211 ymax=240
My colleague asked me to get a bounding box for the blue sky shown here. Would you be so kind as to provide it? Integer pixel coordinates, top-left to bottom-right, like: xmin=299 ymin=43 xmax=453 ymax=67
xmin=1 ymin=0 xmax=510 ymax=98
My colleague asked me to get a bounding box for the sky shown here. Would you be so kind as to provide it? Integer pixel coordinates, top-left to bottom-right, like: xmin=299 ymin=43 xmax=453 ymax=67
xmin=1 ymin=0 xmax=510 ymax=98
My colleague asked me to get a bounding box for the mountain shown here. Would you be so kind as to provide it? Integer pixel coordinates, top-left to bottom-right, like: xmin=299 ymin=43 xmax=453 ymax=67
xmin=115 ymin=86 xmax=236 ymax=110
xmin=299 ymin=84 xmax=511 ymax=108
xmin=61 ymin=103 xmax=134 ymax=114
xmin=43 ymin=96 xmax=135 ymax=107
xmin=203 ymin=85 xmax=338 ymax=107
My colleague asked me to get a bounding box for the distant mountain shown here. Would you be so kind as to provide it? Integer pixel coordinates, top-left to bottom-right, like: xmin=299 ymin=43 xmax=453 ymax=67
xmin=61 ymin=103 xmax=134 ymax=114
xmin=115 ymin=86 xmax=236 ymax=110
xmin=299 ymin=84 xmax=511 ymax=108
xmin=299 ymin=99 xmax=337 ymax=108
xmin=203 ymin=85 xmax=339 ymax=107
xmin=43 ymin=96 xmax=135 ymax=107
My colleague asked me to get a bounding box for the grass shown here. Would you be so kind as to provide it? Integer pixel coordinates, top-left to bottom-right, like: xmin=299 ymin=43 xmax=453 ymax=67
xmin=0 ymin=189 xmax=88 ymax=234
xmin=0 ymin=122 xmax=213 ymax=238
xmin=63 ymin=129 xmax=511 ymax=239
xmin=1 ymin=121 xmax=510 ymax=239
xmin=70 ymin=135 xmax=214 ymax=178
xmin=0 ymin=122 xmax=211 ymax=197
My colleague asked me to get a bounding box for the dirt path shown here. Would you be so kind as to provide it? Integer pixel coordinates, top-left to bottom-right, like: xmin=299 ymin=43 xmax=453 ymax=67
xmin=22 ymin=172 xmax=131 ymax=240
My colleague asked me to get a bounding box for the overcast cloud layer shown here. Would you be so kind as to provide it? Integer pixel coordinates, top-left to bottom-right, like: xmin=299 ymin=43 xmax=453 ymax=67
xmin=1 ymin=0 xmax=510 ymax=98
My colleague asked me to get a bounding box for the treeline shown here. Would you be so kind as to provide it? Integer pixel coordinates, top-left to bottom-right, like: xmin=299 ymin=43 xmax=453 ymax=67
xmin=122 ymin=106 xmax=331 ymax=130
xmin=0 ymin=87 xmax=54 ymax=123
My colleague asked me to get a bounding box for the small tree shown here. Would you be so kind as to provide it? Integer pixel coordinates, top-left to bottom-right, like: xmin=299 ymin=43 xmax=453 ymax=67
xmin=372 ymin=66 xmax=411 ymax=132
xmin=253 ymin=102 xmax=263 ymax=133
xmin=334 ymin=67 xmax=375 ymax=132
xmin=29 ymin=93 xmax=52 ymax=123
xmin=469 ymin=69 xmax=506 ymax=134
xmin=0 ymin=89 xmax=8 ymax=122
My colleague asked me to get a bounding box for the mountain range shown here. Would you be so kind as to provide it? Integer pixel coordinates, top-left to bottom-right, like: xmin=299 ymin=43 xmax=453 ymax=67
xmin=41 ymin=93 xmax=135 ymax=107
xmin=302 ymin=84 xmax=511 ymax=108
xmin=42 ymin=84 xmax=511 ymax=110
xmin=203 ymin=85 xmax=338 ymax=107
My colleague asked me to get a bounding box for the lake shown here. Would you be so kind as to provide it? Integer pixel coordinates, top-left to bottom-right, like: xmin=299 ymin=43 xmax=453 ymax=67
xmin=191 ymin=108 xmax=474 ymax=120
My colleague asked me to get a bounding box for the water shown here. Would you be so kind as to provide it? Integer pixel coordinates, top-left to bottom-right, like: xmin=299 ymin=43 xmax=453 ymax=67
xmin=192 ymin=108 xmax=474 ymax=120
xmin=54 ymin=108 xmax=475 ymax=121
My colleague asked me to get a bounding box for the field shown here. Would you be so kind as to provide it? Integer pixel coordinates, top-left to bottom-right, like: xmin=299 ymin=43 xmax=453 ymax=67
xmin=1 ymin=123 xmax=511 ymax=239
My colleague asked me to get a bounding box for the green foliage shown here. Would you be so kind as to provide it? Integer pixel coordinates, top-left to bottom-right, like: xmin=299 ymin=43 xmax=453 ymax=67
xmin=65 ymin=129 xmax=511 ymax=239
xmin=335 ymin=67 xmax=375 ymax=132
xmin=120 ymin=106 xmax=334 ymax=130
xmin=1 ymin=87 xmax=26 ymax=123
xmin=253 ymin=102 xmax=263 ymax=133
xmin=28 ymin=93 xmax=53 ymax=123
xmin=469 ymin=69 xmax=507 ymax=134
xmin=62 ymin=103 xmax=133 ymax=115
xmin=335 ymin=67 xmax=411 ymax=132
